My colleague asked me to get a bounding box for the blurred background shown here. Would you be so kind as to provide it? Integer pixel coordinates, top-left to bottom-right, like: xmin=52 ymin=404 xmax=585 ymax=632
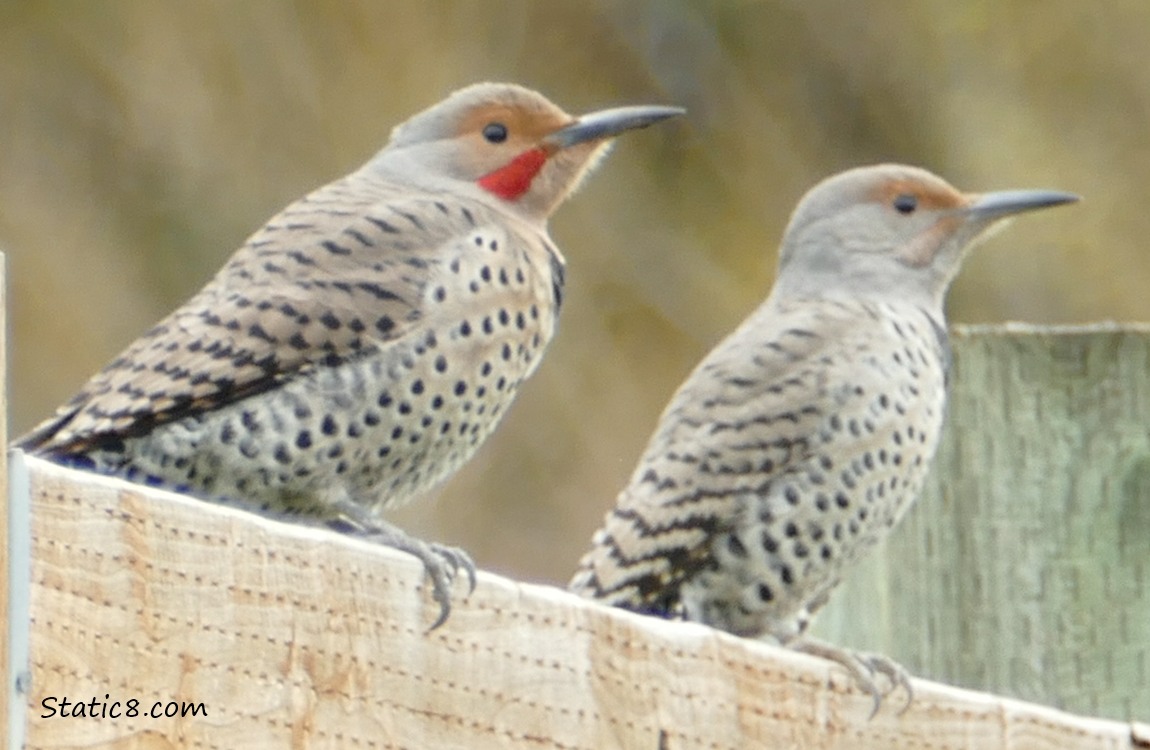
xmin=2 ymin=2 xmax=1145 ymax=585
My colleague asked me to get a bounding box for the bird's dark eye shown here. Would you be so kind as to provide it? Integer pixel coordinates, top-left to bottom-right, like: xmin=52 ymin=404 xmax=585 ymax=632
xmin=893 ymin=194 xmax=918 ymax=214
xmin=482 ymin=122 xmax=508 ymax=143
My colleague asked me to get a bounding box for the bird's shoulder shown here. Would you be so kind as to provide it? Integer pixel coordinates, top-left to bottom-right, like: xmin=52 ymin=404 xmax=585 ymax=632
xmin=17 ymin=172 xmax=520 ymax=455
xmin=620 ymin=298 xmax=922 ymax=504
xmin=647 ymin=299 xmax=870 ymax=436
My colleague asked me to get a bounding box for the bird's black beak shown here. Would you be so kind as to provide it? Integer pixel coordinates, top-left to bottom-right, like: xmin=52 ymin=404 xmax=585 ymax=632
xmin=543 ymin=105 xmax=685 ymax=150
xmin=965 ymin=189 xmax=1080 ymax=219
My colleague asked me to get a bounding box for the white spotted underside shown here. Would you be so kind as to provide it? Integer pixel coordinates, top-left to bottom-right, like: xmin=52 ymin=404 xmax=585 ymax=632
xmin=570 ymin=297 xmax=948 ymax=641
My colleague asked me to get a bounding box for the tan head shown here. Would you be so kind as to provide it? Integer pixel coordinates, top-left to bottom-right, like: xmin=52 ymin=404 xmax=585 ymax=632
xmin=772 ymin=164 xmax=1078 ymax=312
xmin=370 ymin=82 xmax=683 ymax=220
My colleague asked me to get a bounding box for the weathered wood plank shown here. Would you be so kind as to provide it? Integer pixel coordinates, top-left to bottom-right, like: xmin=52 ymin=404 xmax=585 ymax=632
xmin=815 ymin=324 xmax=1150 ymax=722
xmin=19 ymin=456 xmax=1140 ymax=749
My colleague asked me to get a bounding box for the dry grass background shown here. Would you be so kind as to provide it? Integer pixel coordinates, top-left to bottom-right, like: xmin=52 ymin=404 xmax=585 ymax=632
xmin=2 ymin=1 xmax=1145 ymax=584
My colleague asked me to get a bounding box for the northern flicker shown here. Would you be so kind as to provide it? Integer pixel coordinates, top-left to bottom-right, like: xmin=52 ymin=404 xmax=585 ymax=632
xmin=18 ymin=82 xmax=682 ymax=627
xmin=569 ymin=164 xmax=1076 ymax=709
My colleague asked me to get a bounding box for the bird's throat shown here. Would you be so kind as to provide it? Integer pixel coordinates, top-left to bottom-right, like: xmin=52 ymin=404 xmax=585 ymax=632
xmin=477 ymin=148 xmax=549 ymax=201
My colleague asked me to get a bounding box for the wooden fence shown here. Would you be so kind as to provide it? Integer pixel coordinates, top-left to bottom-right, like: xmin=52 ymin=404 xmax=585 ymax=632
xmin=9 ymin=455 xmax=1147 ymax=749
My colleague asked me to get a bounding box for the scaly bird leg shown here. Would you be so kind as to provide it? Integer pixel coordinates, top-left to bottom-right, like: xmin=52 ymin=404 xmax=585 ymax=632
xmin=329 ymin=499 xmax=477 ymax=631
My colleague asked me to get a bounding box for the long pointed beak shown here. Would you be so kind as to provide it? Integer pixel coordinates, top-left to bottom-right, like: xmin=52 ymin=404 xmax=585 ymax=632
xmin=542 ymin=105 xmax=685 ymax=150
xmin=965 ymin=189 xmax=1080 ymax=219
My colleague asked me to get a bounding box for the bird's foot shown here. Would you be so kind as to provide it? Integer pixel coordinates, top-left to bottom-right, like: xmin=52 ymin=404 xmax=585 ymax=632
xmin=363 ymin=529 xmax=477 ymax=631
xmin=789 ymin=636 xmax=913 ymax=718
xmin=328 ymin=506 xmax=476 ymax=631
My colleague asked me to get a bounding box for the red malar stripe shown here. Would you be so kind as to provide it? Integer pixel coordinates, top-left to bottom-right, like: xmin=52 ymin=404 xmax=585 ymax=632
xmin=477 ymin=148 xmax=549 ymax=200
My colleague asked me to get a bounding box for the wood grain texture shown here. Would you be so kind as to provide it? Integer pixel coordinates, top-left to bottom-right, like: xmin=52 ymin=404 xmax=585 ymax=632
xmin=19 ymin=455 xmax=1140 ymax=749
xmin=815 ymin=323 xmax=1150 ymax=722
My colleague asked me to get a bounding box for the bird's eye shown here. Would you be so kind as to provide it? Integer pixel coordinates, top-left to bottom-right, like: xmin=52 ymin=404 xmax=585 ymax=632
xmin=892 ymin=194 xmax=918 ymax=214
xmin=482 ymin=122 xmax=509 ymax=143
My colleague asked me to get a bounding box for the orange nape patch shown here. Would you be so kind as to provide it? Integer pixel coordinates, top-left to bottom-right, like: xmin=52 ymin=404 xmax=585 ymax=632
xmin=868 ymin=178 xmax=969 ymax=212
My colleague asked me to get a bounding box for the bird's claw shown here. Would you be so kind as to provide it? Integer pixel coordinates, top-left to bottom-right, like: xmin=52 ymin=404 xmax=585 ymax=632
xmin=418 ymin=541 xmax=477 ymax=631
xmin=790 ymin=637 xmax=913 ymax=718
xmin=429 ymin=541 xmax=478 ymax=594
xmin=858 ymin=651 xmax=914 ymax=715
xmin=326 ymin=508 xmax=475 ymax=631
